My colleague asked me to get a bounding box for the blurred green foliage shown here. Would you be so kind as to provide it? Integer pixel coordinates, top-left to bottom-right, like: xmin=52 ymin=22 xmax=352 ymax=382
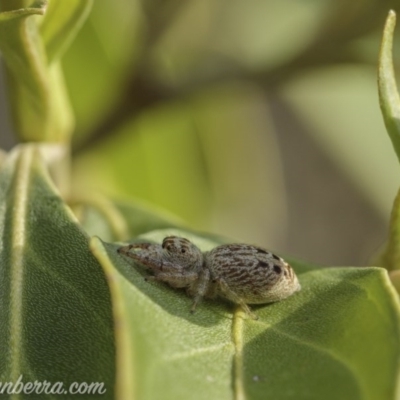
xmin=59 ymin=0 xmax=400 ymax=259
xmin=1 ymin=0 xmax=400 ymax=257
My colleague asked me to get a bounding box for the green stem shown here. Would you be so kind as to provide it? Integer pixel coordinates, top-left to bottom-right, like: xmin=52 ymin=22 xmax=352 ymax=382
xmin=378 ymin=10 xmax=400 ymax=163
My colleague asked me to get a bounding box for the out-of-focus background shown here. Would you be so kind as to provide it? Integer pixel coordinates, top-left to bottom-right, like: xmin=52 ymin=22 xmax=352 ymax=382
xmin=1 ymin=0 xmax=400 ymax=266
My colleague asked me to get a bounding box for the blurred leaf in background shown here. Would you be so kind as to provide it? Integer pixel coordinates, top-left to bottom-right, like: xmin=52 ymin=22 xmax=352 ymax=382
xmin=2 ymin=0 xmax=400 ymax=265
xmin=62 ymin=0 xmax=142 ymax=140
xmin=71 ymin=83 xmax=287 ymax=246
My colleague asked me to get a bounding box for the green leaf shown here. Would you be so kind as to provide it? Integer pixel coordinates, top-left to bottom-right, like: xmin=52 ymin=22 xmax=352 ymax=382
xmin=62 ymin=0 xmax=141 ymax=139
xmin=71 ymin=195 xmax=184 ymax=243
xmin=40 ymin=0 xmax=93 ymax=64
xmin=91 ymin=229 xmax=400 ymax=400
xmin=378 ymin=10 xmax=400 ymax=163
xmin=91 ymin=231 xmax=233 ymax=400
xmin=280 ymin=64 xmax=399 ymax=220
xmin=72 ymin=85 xmax=287 ymax=244
xmin=0 ymin=145 xmax=115 ymax=398
xmin=0 ymin=1 xmax=74 ymax=142
xmin=113 ymin=200 xmax=184 ymax=237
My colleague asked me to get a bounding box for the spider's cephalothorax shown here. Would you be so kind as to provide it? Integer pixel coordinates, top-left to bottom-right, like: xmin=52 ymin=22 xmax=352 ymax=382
xmin=117 ymin=236 xmax=301 ymax=319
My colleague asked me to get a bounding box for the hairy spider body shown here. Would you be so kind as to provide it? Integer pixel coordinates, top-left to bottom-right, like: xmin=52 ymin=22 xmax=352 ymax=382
xmin=117 ymin=236 xmax=300 ymax=318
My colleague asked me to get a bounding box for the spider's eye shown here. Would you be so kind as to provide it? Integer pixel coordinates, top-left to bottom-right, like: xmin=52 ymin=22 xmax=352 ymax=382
xmin=273 ymin=265 xmax=282 ymax=274
xmin=181 ymin=248 xmax=186 ymax=254
xmin=166 ymin=245 xmax=172 ymax=251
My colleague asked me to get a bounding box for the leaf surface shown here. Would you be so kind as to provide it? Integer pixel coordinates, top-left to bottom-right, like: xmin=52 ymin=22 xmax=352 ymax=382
xmin=0 ymin=145 xmax=115 ymax=398
xmin=92 ymin=228 xmax=400 ymax=400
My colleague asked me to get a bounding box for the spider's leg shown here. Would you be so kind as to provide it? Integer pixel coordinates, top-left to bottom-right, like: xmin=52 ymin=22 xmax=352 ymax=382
xmin=190 ymin=268 xmax=210 ymax=313
xmin=215 ymin=277 xmax=258 ymax=320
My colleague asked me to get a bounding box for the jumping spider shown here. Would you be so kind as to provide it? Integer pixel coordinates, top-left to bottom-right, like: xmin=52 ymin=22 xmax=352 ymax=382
xmin=117 ymin=236 xmax=301 ymax=318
